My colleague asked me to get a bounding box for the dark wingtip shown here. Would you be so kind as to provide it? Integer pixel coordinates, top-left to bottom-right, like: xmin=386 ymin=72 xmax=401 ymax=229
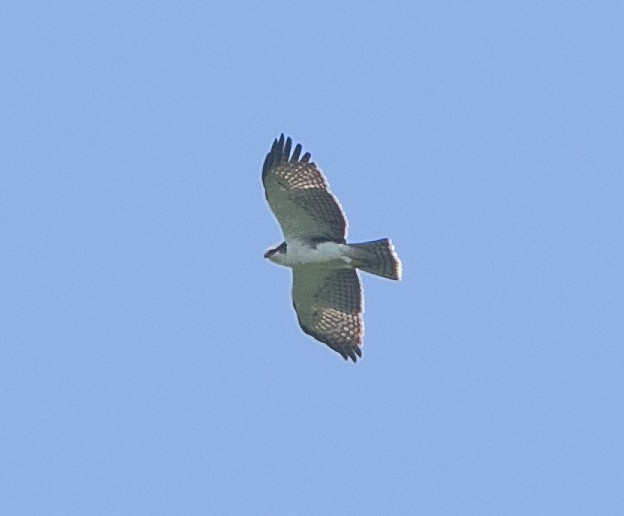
xmin=299 ymin=320 xmax=362 ymax=364
xmin=342 ymin=345 xmax=362 ymax=363
xmin=291 ymin=143 xmax=302 ymax=162
xmin=349 ymin=347 xmax=362 ymax=363
xmin=283 ymin=135 xmax=292 ymax=160
xmin=263 ymin=135 xmax=282 ymax=180
xmin=262 ymin=134 xmax=313 ymax=180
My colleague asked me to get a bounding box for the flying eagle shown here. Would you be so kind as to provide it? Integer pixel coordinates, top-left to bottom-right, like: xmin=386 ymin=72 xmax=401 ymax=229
xmin=262 ymin=134 xmax=402 ymax=362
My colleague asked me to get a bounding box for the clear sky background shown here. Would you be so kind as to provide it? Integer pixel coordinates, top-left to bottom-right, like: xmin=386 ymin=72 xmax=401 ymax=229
xmin=2 ymin=2 xmax=623 ymax=515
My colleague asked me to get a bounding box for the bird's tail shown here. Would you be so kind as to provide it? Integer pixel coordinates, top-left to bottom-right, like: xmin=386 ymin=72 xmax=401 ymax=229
xmin=348 ymin=239 xmax=402 ymax=280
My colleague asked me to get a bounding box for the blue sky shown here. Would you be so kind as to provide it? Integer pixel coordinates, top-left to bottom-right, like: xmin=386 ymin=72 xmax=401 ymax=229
xmin=2 ymin=2 xmax=623 ymax=514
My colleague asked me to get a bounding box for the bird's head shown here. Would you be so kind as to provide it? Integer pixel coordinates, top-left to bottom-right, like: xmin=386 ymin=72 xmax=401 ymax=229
xmin=264 ymin=241 xmax=287 ymax=261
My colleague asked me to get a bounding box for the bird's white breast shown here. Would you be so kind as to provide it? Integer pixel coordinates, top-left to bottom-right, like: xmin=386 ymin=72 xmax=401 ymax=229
xmin=272 ymin=240 xmax=353 ymax=268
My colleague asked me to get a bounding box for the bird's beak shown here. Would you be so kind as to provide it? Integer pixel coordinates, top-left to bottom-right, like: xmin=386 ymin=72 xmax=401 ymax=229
xmin=263 ymin=250 xmax=270 ymax=259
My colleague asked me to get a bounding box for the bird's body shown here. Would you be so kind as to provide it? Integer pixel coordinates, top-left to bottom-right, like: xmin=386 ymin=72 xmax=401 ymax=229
xmin=266 ymin=240 xmax=355 ymax=268
xmin=262 ymin=134 xmax=402 ymax=362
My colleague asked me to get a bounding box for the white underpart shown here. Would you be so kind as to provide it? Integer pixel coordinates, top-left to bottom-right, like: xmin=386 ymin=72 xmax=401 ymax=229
xmin=269 ymin=239 xmax=354 ymax=269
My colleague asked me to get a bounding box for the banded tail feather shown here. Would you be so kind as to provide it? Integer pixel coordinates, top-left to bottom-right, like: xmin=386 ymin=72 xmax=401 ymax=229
xmin=349 ymin=239 xmax=402 ymax=280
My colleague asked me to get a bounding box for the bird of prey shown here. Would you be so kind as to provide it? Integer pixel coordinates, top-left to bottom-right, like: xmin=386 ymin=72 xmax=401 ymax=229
xmin=262 ymin=134 xmax=402 ymax=362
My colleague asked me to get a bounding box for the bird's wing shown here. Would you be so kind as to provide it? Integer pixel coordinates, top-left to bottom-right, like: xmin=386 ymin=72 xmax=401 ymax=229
xmin=292 ymin=267 xmax=364 ymax=362
xmin=262 ymin=134 xmax=348 ymax=243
